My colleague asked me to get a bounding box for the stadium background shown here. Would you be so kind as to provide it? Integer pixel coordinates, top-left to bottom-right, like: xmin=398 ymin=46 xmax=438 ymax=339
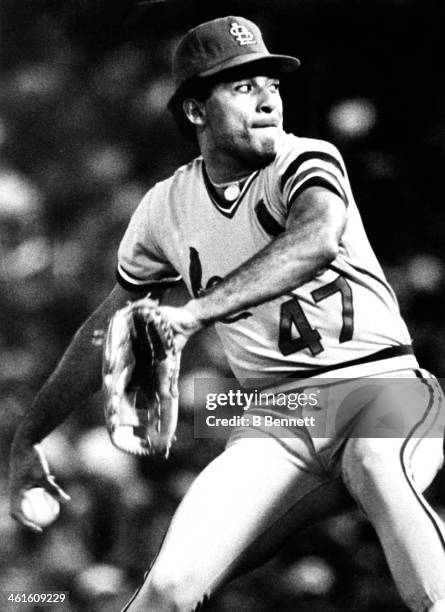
xmin=1 ymin=0 xmax=444 ymax=609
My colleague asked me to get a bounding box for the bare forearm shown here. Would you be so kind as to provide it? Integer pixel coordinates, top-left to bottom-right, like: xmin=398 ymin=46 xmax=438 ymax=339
xmin=12 ymin=314 xmax=108 ymax=450
xmin=7 ymin=308 xmax=110 ymax=528
xmin=198 ymin=233 xmax=332 ymax=322
xmin=187 ymin=189 xmax=345 ymax=325
xmin=191 ymin=211 xmax=341 ymax=327
xmin=10 ymin=283 xmax=150 ymax=451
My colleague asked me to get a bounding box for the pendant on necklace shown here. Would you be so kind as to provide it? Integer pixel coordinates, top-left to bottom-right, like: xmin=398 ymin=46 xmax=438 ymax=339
xmin=224 ymin=184 xmax=241 ymax=202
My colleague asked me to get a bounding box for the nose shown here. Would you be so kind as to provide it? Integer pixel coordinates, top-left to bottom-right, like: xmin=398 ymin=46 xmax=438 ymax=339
xmin=257 ymin=87 xmax=277 ymax=113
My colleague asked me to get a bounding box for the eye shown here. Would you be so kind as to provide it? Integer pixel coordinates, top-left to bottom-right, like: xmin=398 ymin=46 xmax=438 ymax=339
xmin=269 ymin=81 xmax=280 ymax=93
xmin=235 ymin=82 xmax=252 ymax=93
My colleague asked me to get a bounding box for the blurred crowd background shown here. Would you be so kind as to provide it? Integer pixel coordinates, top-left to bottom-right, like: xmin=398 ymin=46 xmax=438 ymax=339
xmin=1 ymin=0 xmax=445 ymax=610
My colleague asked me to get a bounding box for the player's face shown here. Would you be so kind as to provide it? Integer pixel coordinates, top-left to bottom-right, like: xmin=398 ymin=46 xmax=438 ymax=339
xmin=201 ymin=75 xmax=284 ymax=172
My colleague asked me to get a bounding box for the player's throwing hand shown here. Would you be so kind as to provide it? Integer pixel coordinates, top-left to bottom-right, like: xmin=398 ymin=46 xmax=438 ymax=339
xmin=9 ymin=443 xmax=70 ymax=532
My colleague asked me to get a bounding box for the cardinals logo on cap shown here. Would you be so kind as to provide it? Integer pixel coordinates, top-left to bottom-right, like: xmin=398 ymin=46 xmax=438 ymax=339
xmin=229 ymin=21 xmax=256 ymax=46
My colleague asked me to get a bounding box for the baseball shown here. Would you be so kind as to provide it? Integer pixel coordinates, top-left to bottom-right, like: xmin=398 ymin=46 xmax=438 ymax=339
xmin=20 ymin=487 xmax=60 ymax=528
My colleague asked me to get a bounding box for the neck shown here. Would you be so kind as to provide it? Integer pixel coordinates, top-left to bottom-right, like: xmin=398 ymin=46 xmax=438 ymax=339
xmin=203 ymin=158 xmax=255 ymax=184
xmin=199 ymin=140 xmax=257 ymax=184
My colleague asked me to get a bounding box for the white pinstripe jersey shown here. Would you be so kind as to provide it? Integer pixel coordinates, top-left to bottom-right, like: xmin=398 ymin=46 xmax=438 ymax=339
xmin=117 ymin=132 xmax=413 ymax=384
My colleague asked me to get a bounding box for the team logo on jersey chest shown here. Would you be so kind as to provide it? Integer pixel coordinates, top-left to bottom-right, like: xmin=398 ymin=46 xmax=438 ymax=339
xmin=229 ymin=22 xmax=256 ymax=46
xmin=188 ymin=247 xmax=251 ymax=323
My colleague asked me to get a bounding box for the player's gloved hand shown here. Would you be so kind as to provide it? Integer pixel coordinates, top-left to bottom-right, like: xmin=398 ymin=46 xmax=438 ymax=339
xmin=9 ymin=443 xmax=70 ymax=532
xmin=103 ymin=298 xmax=203 ymax=458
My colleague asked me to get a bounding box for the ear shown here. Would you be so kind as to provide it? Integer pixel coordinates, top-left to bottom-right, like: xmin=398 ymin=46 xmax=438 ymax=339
xmin=182 ymin=98 xmax=206 ymax=127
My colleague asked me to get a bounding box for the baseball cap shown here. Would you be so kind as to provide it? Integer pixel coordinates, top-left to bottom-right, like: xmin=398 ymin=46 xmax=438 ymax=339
xmin=170 ymin=16 xmax=300 ymax=102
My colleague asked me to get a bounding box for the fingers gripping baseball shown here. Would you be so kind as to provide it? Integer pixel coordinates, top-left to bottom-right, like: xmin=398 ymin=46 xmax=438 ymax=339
xmin=10 ymin=444 xmax=69 ymax=532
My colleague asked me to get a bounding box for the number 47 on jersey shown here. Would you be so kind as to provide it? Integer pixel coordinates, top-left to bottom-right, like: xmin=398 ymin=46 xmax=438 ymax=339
xmin=279 ymin=275 xmax=353 ymax=356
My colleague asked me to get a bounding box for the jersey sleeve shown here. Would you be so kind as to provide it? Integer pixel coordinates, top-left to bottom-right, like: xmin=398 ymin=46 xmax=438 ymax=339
xmin=116 ymin=188 xmax=181 ymax=292
xmin=266 ymin=136 xmax=351 ymax=222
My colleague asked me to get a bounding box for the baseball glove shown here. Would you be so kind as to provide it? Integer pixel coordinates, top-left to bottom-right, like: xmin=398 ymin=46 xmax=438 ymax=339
xmin=102 ymin=297 xmax=180 ymax=457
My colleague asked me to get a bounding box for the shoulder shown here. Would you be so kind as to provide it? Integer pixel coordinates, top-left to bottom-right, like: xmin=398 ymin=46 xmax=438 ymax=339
xmin=156 ymin=157 xmax=202 ymax=193
xmin=272 ymin=133 xmax=346 ymax=185
xmin=136 ymin=156 xmax=202 ymax=214
xmin=142 ymin=157 xmax=202 ymax=198
xmin=266 ymin=133 xmax=349 ymax=207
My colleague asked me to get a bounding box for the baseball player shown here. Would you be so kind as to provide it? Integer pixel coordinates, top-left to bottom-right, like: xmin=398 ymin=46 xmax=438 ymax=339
xmin=9 ymin=16 xmax=445 ymax=612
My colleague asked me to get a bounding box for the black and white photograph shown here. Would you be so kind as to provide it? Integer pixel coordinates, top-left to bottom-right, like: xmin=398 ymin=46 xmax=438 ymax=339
xmin=1 ymin=1 xmax=445 ymax=610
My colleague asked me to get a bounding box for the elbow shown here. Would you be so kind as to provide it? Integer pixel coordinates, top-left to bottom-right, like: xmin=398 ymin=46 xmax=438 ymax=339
xmin=315 ymin=235 xmax=339 ymax=268
xmin=323 ymin=239 xmax=340 ymax=264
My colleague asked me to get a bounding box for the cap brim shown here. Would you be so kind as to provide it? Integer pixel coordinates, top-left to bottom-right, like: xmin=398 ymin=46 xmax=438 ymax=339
xmin=168 ymin=53 xmax=300 ymax=110
xmin=199 ymin=52 xmax=300 ymax=78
